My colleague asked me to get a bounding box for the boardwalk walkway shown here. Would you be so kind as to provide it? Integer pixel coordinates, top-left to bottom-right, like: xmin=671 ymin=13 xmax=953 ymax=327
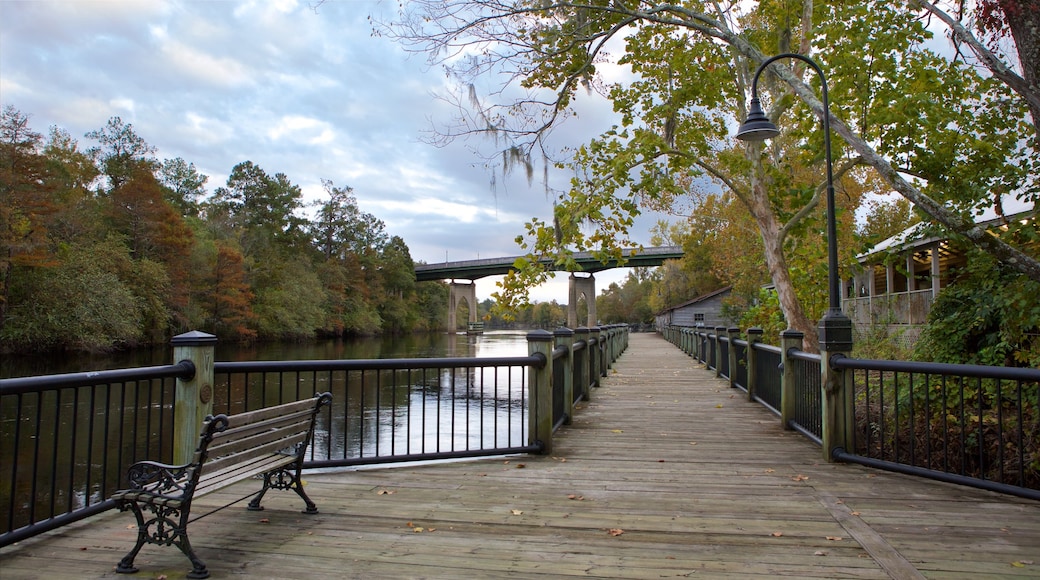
xmin=2 ymin=333 xmax=1037 ymax=579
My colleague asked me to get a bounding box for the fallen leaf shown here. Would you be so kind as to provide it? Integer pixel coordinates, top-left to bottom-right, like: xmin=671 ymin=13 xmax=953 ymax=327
xmin=764 ymin=468 xmax=775 ymax=473
xmin=1011 ymin=562 xmax=1026 ymax=568
xmin=608 ymin=528 xmax=624 ymax=536
xmin=511 ymin=509 xmax=523 ymax=515
xmin=126 ymin=524 xmax=136 ymax=530
xmin=567 ymin=494 xmax=585 ymax=501
xmin=689 ymin=442 xmax=698 ymax=446
xmin=771 ymin=531 xmax=783 ymax=537
xmin=715 ymin=404 xmax=724 ymax=408
xmin=259 ymin=518 xmax=270 ymax=524
xmin=157 ymin=575 xmax=168 ymax=580
xmin=826 ymin=536 xmax=843 ymax=541
xmin=611 ymin=429 xmax=623 ymax=434
xmin=814 ymin=551 xmax=827 ymax=556
xmin=412 ymin=526 xmax=425 ymax=533
xmin=851 ymin=511 xmax=861 ymax=516
xmin=515 ymin=463 xmax=526 ymax=469
xmin=376 ymin=489 xmax=395 ymax=495
xmin=791 ymin=474 xmax=810 ymax=482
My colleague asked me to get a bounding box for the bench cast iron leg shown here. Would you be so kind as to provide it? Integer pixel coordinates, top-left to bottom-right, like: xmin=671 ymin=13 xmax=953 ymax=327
xmin=114 ymin=501 xmax=209 ymax=579
xmin=115 ymin=501 xmax=147 ymax=574
xmin=248 ymin=468 xmax=319 ymax=514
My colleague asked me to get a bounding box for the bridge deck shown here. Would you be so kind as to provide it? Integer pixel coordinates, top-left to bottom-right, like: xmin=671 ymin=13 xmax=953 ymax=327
xmin=2 ymin=333 xmax=1038 ymax=579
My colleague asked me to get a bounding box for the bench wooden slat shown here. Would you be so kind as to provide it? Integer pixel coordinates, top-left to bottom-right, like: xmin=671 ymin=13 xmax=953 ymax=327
xmin=208 ymin=420 xmax=310 ymax=459
xmin=194 ymin=454 xmax=298 ymax=496
xmin=212 ymin=407 xmax=314 ymax=444
xmin=222 ymin=399 xmax=317 ymax=430
xmin=202 ymin=431 xmax=308 ymax=476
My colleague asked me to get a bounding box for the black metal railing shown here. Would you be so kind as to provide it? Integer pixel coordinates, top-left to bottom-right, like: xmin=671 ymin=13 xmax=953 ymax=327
xmin=717 ymin=333 xmax=730 ymax=379
xmin=210 ymin=356 xmax=543 ymax=469
xmin=0 ymin=363 xmax=194 ymax=546
xmin=731 ymin=339 xmax=748 ymax=392
xmin=661 ymin=324 xmax=1039 ymax=500
xmin=753 ymin=344 xmax=782 ymax=413
xmin=832 ymin=356 xmax=1039 ymax=497
xmin=788 ymin=350 xmax=822 ymax=443
xmin=1 ymin=326 xmax=628 ymax=547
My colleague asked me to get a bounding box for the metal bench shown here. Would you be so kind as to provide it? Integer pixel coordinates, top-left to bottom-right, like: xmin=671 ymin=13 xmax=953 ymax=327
xmin=111 ymin=392 xmax=332 ymax=579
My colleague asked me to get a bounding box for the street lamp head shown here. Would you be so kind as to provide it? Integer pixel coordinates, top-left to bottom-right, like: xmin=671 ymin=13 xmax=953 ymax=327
xmin=735 ymin=97 xmax=781 ymax=141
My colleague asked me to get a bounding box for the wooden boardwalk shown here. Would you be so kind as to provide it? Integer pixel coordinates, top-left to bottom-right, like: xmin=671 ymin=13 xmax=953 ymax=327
xmin=2 ymin=333 xmax=1038 ymax=579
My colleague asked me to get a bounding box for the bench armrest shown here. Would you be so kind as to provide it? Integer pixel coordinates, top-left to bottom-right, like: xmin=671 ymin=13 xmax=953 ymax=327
xmin=124 ymin=460 xmax=196 ymax=496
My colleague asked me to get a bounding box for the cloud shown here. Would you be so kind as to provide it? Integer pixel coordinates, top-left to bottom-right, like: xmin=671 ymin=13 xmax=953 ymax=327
xmin=0 ymin=0 xmax=661 ymax=302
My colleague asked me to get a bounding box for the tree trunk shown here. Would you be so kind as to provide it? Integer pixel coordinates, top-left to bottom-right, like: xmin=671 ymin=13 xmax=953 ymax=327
xmin=745 ymin=160 xmax=820 ymax=351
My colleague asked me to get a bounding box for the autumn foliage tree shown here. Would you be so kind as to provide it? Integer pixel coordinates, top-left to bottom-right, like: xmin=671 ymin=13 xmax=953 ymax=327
xmin=1 ymin=110 xmax=438 ymax=353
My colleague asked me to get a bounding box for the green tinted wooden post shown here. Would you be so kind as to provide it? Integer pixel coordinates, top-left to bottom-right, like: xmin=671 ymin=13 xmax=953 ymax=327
xmin=575 ymin=327 xmax=591 ymax=402
xmin=172 ymin=331 xmax=217 ymax=464
xmin=745 ymin=327 xmax=764 ymax=402
xmin=527 ymin=330 xmax=553 ymax=454
xmin=589 ymin=327 xmax=602 ymax=384
xmin=555 ymin=327 xmax=575 ymax=425
xmin=727 ymin=327 xmax=740 ymax=389
xmin=779 ymin=330 xmax=804 ymax=431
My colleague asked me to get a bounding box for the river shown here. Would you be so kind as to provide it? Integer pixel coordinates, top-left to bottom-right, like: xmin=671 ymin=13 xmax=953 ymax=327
xmin=0 ymin=330 xmax=532 ymax=379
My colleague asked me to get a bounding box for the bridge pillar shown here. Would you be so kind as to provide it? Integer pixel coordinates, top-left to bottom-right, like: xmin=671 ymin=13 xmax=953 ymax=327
xmin=567 ymin=273 xmax=596 ymax=328
xmin=448 ymin=280 xmax=478 ymax=333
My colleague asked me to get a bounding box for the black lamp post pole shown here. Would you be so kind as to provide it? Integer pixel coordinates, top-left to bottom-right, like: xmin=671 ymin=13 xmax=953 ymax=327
xmin=736 ymin=53 xmax=851 ymax=352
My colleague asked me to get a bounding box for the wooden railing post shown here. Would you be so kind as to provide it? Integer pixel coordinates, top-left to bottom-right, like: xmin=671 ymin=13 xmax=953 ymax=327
xmin=554 ymin=327 xmax=575 ymax=425
xmin=575 ymin=327 xmax=591 ymax=401
xmin=727 ymin=327 xmax=740 ymax=388
xmin=714 ymin=327 xmax=726 ymax=377
xmin=171 ymin=331 xmax=217 ymax=464
xmin=779 ymin=329 xmax=804 ymax=431
xmin=821 ymin=332 xmax=855 ymax=463
xmin=527 ymin=329 xmax=554 ymax=454
xmin=694 ymin=325 xmax=703 ymax=361
xmin=589 ymin=326 xmax=603 ymax=383
xmin=745 ymin=327 xmax=764 ymax=402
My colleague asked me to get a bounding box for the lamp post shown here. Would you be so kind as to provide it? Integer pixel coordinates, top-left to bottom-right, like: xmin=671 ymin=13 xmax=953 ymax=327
xmin=735 ymin=53 xmax=852 ymax=353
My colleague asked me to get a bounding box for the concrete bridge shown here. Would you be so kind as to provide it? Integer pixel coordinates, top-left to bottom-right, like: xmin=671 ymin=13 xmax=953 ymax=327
xmin=414 ymin=246 xmax=684 ymax=331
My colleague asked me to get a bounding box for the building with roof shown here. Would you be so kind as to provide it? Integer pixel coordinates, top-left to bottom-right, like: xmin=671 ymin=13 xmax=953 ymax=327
xmin=842 ymin=198 xmax=1035 ymax=345
xmin=654 ymin=286 xmax=733 ymax=330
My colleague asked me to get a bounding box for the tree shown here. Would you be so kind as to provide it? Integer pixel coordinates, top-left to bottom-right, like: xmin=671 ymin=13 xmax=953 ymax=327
xmin=211 ymin=161 xmax=309 ymax=257
xmin=85 ymin=117 xmax=157 ymax=191
xmin=0 ymin=106 xmax=57 ymax=335
xmin=208 ymin=244 xmax=257 ymax=340
xmin=105 ymin=168 xmax=195 ymax=332
xmin=382 ymin=1 xmax=1040 ymax=344
xmin=158 ymin=157 xmax=208 ymax=217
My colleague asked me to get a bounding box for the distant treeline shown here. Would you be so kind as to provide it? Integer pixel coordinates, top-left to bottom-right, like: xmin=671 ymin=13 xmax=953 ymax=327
xmin=1 ymin=107 xmax=450 ymax=352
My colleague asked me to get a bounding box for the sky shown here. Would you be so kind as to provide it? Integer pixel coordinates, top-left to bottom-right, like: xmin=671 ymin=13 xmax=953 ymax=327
xmin=0 ymin=0 xmax=668 ymax=303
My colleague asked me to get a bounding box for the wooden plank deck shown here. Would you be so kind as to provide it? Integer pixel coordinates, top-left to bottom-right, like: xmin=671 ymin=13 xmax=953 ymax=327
xmin=2 ymin=333 xmax=1037 ymax=579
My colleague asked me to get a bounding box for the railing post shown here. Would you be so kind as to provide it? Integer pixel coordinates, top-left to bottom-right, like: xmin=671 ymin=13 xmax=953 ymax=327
xmin=555 ymin=327 xmax=575 ymax=425
xmin=527 ymin=329 xmax=554 ymax=454
xmin=821 ymin=334 xmax=854 ymax=463
xmin=589 ymin=326 xmax=603 ymax=383
xmin=779 ymin=329 xmax=804 ymax=431
xmin=746 ymin=327 xmax=764 ymax=402
xmin=171 ymin=330 xmax=217 ymax=465
xmin=575 ymin=327 xmax=591 ymax=401
xmin=714 ymin=327 xmax=726 ymax=377
xmin=694 ymin=325 xmax=703 ymax=361
xmin=727 ymin=327 xmax=740 ymax=388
